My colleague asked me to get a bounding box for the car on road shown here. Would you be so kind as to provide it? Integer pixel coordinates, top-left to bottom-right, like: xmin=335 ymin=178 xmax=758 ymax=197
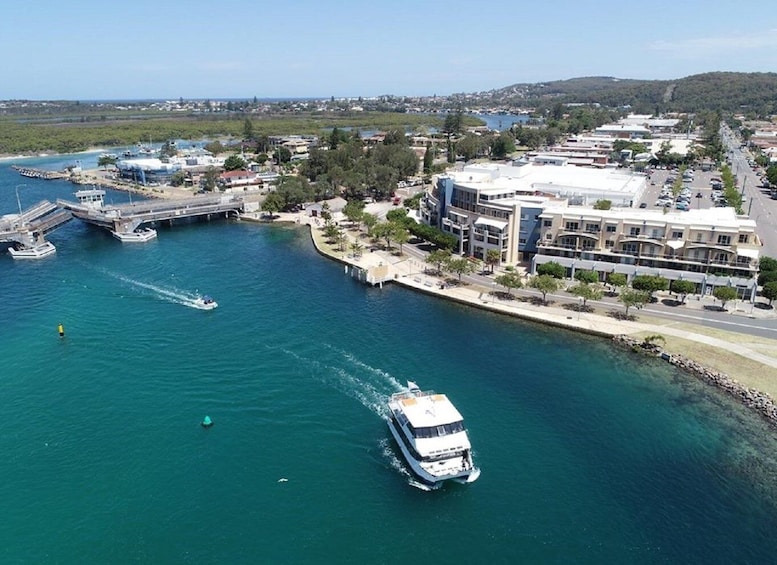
xmin=639 ymin=202 xmax=647 ymax=208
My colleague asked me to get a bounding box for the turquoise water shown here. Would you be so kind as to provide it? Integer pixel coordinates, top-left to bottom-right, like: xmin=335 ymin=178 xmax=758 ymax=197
xmin=3 ymin=160 xmax=777 ymax=563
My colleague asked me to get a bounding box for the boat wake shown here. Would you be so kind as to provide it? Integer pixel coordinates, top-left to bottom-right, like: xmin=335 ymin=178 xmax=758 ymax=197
xmin=101 ymin=269 xmax=211 ymax=309
xmin=271 ymin=344 xmax=404 ymax=420
xmin=377 ymin=438 xmax=440 ymax=491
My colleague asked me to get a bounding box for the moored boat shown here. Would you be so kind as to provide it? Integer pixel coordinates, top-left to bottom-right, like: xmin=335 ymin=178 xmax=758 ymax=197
xmin=387 ymin=382 xmax=480 ymax=487
xmin=112 ymin=228 xmax=157 ymax=243
xmin=8 ymin=241 xmax=57 ymax=260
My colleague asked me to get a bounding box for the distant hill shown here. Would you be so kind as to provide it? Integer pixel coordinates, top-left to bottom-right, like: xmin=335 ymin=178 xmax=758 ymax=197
xmin=487 ymin=72 xmax=777 ymax=114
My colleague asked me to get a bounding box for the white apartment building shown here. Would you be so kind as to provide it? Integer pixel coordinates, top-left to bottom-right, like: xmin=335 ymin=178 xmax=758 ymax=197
xmin=533 ymin=206 xmax=760 ymax=298
xmin=421 ymin=162 xmax=647 ymax=264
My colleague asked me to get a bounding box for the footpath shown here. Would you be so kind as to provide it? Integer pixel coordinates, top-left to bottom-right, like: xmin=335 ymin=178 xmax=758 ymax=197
xmin=243 ymin=209 xmax=777 ymax=420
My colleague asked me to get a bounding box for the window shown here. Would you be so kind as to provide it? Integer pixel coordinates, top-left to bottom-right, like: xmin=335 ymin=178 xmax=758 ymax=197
xmin=565 ymin=221 xmax=579 ymax=231
xmin=717 ymin=235 xmax=731 ymax=246
xmin=519 ymin=238 xmax=526 ymax=245
xmin=606 ymin=225 xmax=617 ymax=233
xmin=629 ymin=227 xmax=641 ymax=236
xmin=696 ymin=233 xmax=703 ymax=242
xmin=672 ymin=230 xmax=683 ymax=239
xmin=543 ymin=219 xmax=553 ymax=227
xmin=605 ymin=240 xmax=614 ymax=248
xmin=738 ymin=234 xmax=749 ymax=243
xmin=585 ymin=223 xmax=600 ymax=233
xmin=623 ymin=243 xmax=639 ymax=254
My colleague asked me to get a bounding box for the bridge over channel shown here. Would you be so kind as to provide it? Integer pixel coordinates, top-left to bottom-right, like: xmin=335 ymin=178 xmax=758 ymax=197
xmin=56 ymin=190 xmax=246 ymax=235
xmin=0 ymin=200 xmax=73 ymax=249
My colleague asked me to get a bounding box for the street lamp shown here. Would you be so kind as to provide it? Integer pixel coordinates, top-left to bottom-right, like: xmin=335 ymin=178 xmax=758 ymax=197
xmin=15 ymin=183 xmax=26 ymax=216
xmin=577 ymin=297 xmax=583 ymax=321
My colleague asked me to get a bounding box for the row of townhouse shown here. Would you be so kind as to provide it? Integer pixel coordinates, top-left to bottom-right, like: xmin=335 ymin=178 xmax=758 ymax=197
xmin=420 ymin=163 xmax=761 ymax=299
xmin=533 ymin=206 xmax=760 ymax=299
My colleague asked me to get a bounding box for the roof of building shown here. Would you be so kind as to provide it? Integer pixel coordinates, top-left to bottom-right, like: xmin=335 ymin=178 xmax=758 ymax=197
xmin=539 ymin=205 xmax=757 ymax=230
xmin=445 ymin=162 xmax=646 ymax=200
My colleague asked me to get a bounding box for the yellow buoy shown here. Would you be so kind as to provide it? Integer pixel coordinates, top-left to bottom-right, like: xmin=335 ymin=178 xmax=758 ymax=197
xmin=58 ymin=323 xmax=65 ymax=337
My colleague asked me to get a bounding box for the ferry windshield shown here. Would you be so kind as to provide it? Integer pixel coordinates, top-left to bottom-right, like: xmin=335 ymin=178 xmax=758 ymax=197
xmin=409 ymin=420 xmax=464 ymax=439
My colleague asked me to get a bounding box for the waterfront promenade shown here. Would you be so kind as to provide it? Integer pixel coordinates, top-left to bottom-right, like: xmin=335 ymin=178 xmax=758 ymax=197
xmin=246 ymin=209 xmax=777 ymax=403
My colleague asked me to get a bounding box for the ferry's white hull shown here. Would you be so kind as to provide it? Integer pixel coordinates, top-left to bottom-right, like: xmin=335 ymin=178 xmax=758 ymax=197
xmin=388 ymin=416 xmax=479 ymax=487
xmin=9 ymin=241 xmax=56 ymax=260
xmin=112 ymin=228 xmax=157 ymax=242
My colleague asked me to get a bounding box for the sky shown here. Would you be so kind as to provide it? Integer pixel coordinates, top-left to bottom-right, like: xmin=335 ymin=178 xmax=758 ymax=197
xmin=2 ymin=0 xmax=777 ymax=101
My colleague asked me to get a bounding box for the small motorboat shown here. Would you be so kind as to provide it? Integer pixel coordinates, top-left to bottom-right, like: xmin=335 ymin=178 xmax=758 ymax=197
xmin=193 ymin=295 xmax=218 ymax=310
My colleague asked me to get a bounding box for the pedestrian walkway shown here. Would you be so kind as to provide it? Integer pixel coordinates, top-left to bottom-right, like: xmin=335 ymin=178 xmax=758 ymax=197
xmin=263 ymin=210 xmax=777 ymax=392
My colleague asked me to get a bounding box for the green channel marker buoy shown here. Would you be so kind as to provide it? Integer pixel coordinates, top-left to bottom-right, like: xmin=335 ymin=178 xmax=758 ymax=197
xmin=201 ymin=415 xmax=213 ymax=428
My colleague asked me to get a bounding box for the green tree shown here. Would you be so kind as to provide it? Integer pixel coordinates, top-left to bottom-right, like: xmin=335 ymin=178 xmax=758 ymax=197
xmin=202 ymin=166 xmax=220 ymax=192
xmin=619 ymin=289 xmax=650 ymax=317
xmin=169 ymin=170 xmax=186 ymax=187
xmin=393 ymin=226 xmax=410 ymax=255
xmin=568 ymin=283 xmax=603 ymax=307
xmin=446 ymin=257 xmax=475 ymax=282
xmin=456 ymin=134 xmax=485 ymax=161
xmin=422 ymin=144 xmax=434 ymax=174
xmin=361 ymin=212 xmax=378 ymax=234
xmin=372 ymin=221 xmax=397 ymax=250
xmin=670 ymin=279 xmax=696 ymax=303
xmin=276 ymin=146 xmax=292 ymax=164
xmin=530 ymin=274 xmax=561 ymax=304
xmin=350 ymin=240 xmax=363 ymax=258
xmin=97 ymin=154 xmax=117 ymax=170
xmin=606 ymin=272 xmax=628 ymax=293
xmin=536 ymin=261 xmax=565 ymax=279
xmin=485 ymin=249 xmax=501 ymax=273
xmin=758 ymin=270 xmax=777 ymax=286
xmin=761 ymin=281 xmax=777 ymax=306
xmin=342 ymin=199 xmax=365 ymax=227
xmin=426 ymin=249 xmax=452 ymax=274
xmin=593 ymin=199 xmax=612 ymax=210
xmin=204 ymin=141 xmax=224 ymax=156
xmin=442 ymin=110 xmax=463 ymax=136
xmin=574 ymin=269 xmax=599 ymax=284
xmin=631 ymin=275 xmax=669 ymax=300
xmin=224 ymin=154 xmax=246 ymax=171
xmin=489 ymin=132 xmax=516 ymax=160
xmin=766 ymin=165 xmax=777 ymax=187
xmin=494 ymin=272 xmax=523 ymax=296
xmin=243 ymin=119 xmax=254 ymax=141
xmin=759 ymin=256 xmax=777 ymax=273
xmin=261 ymin=191 xmax=285 ymax=218
xmin=713 ymin=286 xmax=738 ymax=309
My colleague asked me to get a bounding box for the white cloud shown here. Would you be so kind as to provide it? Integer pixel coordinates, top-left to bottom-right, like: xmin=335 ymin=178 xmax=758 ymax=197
xmin=648 ymin=29 xmax=777 ymax=58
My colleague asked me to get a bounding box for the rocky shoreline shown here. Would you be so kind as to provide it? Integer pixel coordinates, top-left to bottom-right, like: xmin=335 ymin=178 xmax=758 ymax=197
xmin=613 ymin=335 xmax=777 ymax=427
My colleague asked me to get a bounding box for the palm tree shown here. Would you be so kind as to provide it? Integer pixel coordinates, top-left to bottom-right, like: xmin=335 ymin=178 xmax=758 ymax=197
xmin=485 ymin=249 xmax=501 ymax=273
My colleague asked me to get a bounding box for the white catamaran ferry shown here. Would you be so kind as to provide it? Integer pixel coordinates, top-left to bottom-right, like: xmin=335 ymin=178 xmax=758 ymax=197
xmin=387 ymin=382 xmax=480 ymax=487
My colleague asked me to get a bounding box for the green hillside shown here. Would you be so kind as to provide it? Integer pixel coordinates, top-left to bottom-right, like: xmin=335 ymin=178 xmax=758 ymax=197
xmin=493 ymin=72 xmax=777 ymax=114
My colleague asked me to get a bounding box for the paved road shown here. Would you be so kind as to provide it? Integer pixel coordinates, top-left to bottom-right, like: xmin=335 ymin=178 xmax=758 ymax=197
xmin=720 ymin=124 xmax=777 ymax=258
xmin=400 ymin=241 xmax=777 ymax=339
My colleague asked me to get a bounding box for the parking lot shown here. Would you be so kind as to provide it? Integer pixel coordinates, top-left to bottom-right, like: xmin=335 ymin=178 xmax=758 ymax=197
xmin=635 ymin=167 xmax=733 ymax=211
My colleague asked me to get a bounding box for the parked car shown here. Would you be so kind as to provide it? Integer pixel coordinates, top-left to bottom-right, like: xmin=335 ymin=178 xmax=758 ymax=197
xmin=639 ymin=202 xmax=648 ymax=208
